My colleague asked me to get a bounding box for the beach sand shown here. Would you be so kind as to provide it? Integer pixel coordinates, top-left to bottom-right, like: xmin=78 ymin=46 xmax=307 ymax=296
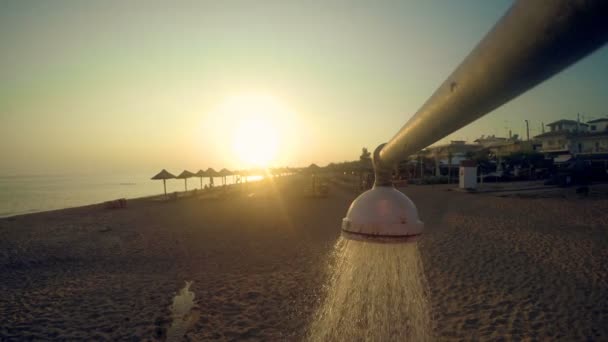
xmin=1 ymin=176 xmax=607 ymax=340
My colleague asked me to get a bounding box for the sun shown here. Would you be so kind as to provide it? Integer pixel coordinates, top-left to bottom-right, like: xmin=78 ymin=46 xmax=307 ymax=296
xmin=208 ymin=93 xmax=299 ymax=168
xmin=233 ymin=117 xmax=279 ymax=167
xmin=212 ymin=93 xmax=293 ymax=168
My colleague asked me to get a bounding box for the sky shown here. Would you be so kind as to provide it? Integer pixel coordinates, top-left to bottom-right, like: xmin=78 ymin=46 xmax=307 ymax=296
xmin=1 ymin=0 xmax=608 ymax=175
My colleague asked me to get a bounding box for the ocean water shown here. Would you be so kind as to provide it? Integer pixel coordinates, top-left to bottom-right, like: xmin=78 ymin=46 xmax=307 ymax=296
xmin=0 ymin=173 xmax=261 ymax=218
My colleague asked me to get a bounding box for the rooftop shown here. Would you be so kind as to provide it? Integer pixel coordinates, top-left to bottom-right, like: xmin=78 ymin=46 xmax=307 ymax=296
xmin=535 ymin=130 xmax=608 ymax=139
xmin=587 ymin=117 xmax=608 ymax=123
xmin=474 ymin=135 xmax=508 ymax=142
xmin=546 ymin=119 xmax=588 ymax=126
xmin=534 ymin=131 xmax=569 ymax=138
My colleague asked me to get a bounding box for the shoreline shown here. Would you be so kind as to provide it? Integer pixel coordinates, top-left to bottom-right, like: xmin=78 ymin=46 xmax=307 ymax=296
xmin=0 ymin=179 xmax=263 ymax=220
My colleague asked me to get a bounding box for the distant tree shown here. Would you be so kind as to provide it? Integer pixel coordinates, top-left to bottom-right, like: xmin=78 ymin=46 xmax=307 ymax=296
xmin=359 ymin=147 xmax=373 ymax=170
xmin=473 ymin=149 xmax=489 ymax=162
xmin=360 ymin=147 xmax=371 ymax=159
xmin=325 ymin=162 xmax=337 ymax=171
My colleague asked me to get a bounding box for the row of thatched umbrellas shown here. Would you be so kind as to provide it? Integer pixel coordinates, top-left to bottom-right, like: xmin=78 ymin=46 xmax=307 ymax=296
xmin=151 ymin=168 xmax=241 ymax=196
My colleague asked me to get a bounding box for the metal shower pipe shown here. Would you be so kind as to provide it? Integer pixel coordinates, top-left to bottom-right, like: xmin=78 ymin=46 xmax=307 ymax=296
xmin=374 ymin=0 xmax=608 ymax=181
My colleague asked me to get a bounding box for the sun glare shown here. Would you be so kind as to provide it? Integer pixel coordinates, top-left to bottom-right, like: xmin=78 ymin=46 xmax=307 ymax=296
xmin=233 ymin=118 xmax=279 ymax=167
xmin=212 ymin=93 xmax=294 ymax=168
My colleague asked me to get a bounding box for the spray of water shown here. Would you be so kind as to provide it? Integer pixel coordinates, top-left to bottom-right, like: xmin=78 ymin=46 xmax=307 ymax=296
xmin=308 ymin=238 xmax=433 ymax=341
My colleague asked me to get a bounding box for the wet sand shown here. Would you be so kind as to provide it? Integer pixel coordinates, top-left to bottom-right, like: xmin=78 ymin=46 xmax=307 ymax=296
xmin=1 ymin=176 xmax=607 ymax=340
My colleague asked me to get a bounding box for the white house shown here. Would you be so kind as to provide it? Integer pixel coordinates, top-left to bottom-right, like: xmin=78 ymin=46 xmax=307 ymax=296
xmin=588 ymin=118 xmax=608 ymax=132
xmin=546 ymin=119 xmax=588 ymax=133
xmin=534 ymin=131 xmax=570 ymax=153
xmin=535 ymin=118 xmax=608 ymax=157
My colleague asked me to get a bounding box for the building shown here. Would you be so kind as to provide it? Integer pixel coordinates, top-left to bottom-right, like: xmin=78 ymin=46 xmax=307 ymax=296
xmin=534 ymin=130 xmax=571 ymax=154
xmin=488 ymin=140 xmax=537 ymax=157
xmin=535 ymin=117 xmax=608 ymax=158
xmin=473 ymin=134 xmax=539 ymax=158
xmin=425 ymin=140 xmax=481 ymax=176
xmin=546 ymin=119 xmax=588 ymax=133
xmin=588 ymin=118 xmax=608 ymax=132
xmin=570 ymin=132 xmax=608 ymax=154
xmin=426 ymin=141 xmax=481 ymax=164
xmin=474 ymin=135 xmax=509 ymax=148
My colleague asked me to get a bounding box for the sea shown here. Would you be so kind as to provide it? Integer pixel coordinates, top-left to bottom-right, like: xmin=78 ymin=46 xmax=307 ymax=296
xmin=0 ymin=173 xmax=261 ymax=218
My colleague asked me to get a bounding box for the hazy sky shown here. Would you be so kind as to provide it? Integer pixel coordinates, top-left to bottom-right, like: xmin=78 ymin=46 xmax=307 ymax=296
xmin=2 ymin=0 xmax=607 ymax=175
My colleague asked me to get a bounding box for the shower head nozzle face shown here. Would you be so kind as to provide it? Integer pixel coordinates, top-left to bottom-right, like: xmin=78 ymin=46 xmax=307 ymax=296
xmin=341 ymin=186 xmax=423 ymax=243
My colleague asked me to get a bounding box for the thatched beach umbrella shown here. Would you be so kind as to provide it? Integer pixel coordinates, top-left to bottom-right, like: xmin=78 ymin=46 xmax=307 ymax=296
xmin=176 ymin=170 xmax=195 ymax=191
xmin=307 ymin=163 xmax=321 ymax=175
xmin=194 ymin=169 xmax=207 ymax=189
xmin=219 ymin=168 xmax=232 ymax=185
xmin=205 ymin=168 xmax=219 ymax=187
xmin=237 ymin=169 xmax=249 ymax=183
xmin=151 ymin=169 xmax=176 ymax=197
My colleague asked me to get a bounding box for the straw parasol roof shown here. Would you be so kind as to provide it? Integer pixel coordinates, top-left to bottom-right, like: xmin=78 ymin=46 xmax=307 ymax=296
xmin=194 ymin=169 xmax=207 ymax=189
xmin=151 ymin=169 xmax=175 ymax=197
xmin=176 ymin=170 xmax=195 ymax=191
xmin=218 ymin=168 xmax=232 ymax=185
xmin=176 ymin=170 xmax=195 ymax=179
xmin=205 ymin=168 xmax=219 ymax=177
xmin=205 ymin=168 xmax=219 ymax=186
xmin=151 ymin=169 xmax=175 ymax=180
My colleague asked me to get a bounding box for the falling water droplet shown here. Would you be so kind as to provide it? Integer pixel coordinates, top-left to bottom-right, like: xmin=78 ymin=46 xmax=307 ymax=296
xmin=308 ymin=238 xmax=433 ymax=341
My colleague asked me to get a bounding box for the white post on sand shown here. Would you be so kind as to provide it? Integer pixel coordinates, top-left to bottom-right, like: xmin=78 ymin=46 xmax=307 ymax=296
xmin=459 ymin=160 xmax=477 ymax=189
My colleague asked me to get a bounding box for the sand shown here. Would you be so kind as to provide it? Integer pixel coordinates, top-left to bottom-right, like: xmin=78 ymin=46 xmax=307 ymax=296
xmin=1 ymin=176 xmax=607 ymax=340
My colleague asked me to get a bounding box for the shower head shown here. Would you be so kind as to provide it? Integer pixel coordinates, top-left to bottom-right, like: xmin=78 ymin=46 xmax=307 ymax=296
xmin=341 ymin=144 xmax=423 ymax=243
xmin=341 ymin=184 xmax=423 ymax=243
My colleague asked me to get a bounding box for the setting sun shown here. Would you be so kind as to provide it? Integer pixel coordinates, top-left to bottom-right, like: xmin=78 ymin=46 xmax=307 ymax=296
xmin=233 ymin=118 xmax=279 ymax=167
xmin=208 ymin=93 xmax=299 ymax=168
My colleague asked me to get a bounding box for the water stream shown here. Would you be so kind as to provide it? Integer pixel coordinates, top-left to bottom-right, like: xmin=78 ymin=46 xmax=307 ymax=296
xmin=308 ymin=238 xmax=433 ymax=341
